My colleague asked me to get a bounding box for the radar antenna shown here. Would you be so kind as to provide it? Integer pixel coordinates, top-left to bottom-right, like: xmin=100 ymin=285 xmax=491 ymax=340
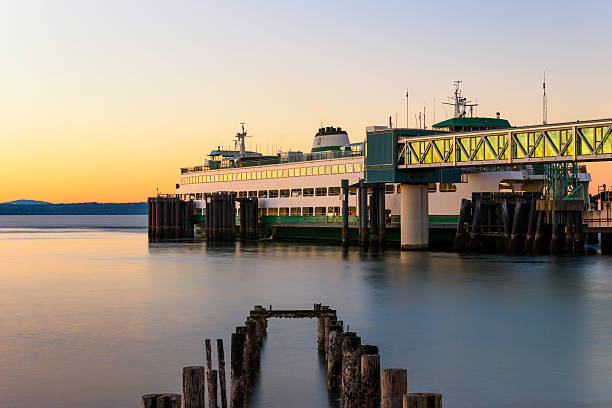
xmin=442 ymin=81 xmax=478 ymax=118
xmin=234 ymin=123 xmax=252 ymax=158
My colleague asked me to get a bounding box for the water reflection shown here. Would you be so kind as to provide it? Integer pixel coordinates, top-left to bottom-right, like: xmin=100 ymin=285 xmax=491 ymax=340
xmin=1 ymin=227 xmax=612 ymax=408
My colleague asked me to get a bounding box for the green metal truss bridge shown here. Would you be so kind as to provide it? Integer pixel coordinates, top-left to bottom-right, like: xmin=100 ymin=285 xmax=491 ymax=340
xmin=396 ymin=118 xmax=612 ymax=169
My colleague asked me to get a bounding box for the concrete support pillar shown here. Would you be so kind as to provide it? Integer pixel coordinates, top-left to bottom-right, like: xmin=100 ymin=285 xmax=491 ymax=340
xmin=400 ymin=184 xmax=429 ymax=250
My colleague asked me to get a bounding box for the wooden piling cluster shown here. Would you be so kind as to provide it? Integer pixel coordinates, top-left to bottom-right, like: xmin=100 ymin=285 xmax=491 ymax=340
xmin=147 ymin=196 xmax=194 ymax=239
xmin=358 ymin=181 xmax=386 ymax=249
xmin=142 ymin=303 xmax=442 ymax=407
xmin=237 ymin=197 xmax=259 ymax=241
xmin=205 ymin=193 xmax=237 ymax=243
xmin=454 ymin=192 xmax=586 ymax=254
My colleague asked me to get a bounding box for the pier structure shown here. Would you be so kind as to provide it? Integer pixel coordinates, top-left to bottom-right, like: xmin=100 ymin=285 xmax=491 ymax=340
xmin=147 ymin=196 xmax=194 ymax=239
xmin=142 ymin=304 xmax=442 ymax=407
xmin=365 ymin=118 xmax=612 ymax=250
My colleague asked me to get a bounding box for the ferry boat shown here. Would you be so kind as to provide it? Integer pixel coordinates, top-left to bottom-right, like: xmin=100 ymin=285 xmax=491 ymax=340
xmin=175 ymin=84 xmax=590 ymax=243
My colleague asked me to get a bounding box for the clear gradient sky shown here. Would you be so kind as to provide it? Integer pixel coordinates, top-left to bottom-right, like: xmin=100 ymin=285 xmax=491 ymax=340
xmin=1 ymin=0 xmax=611 ymax=203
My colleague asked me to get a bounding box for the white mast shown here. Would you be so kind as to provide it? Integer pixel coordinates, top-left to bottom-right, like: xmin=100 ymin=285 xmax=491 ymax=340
xmin=543 ymin=71 xmax=547 ymax=125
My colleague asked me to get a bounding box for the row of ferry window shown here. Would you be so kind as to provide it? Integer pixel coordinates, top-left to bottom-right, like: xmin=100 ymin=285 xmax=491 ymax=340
xmin=182 ymin=162 xmax=363 ymax=185
xmin=181 ymin=183 xmax=457 ymax=200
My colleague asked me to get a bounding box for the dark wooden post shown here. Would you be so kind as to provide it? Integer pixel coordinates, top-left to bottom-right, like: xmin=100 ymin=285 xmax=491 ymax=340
xmin=155 ymin=196 xmax=161 ymax=236
xmin=564 ymin=212 xmax=574 ymax=253
xmin=317 ymin=315 xmax=326 ymax=352
xmin=205 ymin=339 xmax=213 ymax=371
xmin=381 ymin=368 xmax=407 ymax=408
xmin=359 ymin=181 xmax=369 ymax=247
xmin=142 ymin=394 xmax=158 ymax=408
xmin=217 ymin=339 xmax=228 ymax=408
xmin=230 ymin=332 xmax=246 ymax=408
xmin=342 ymin=179 xmax=349 ymax=245
xmin=573 ymin=210 xmax=584 ymax=253
xmin=207 ymin=370 xmax=218 ymax=408
xmin=324 ymin=313 xmax=337 ymax=359
xmin=469 ymin=198 xmax=482 ymax=251
xmin=501 ymin=199 xmax=511 ymax=249
xmin=360 ymin=354 xmax=381 ymax=408
xmin=183 ymin=366 xmax=205 ymax=408
xmin=342 ymin=334 xmax=361 ymax=408
xmin=327 ymin=323 xmax=343 ymax=393
xmin=524 ymin=196 xmax=538 ymax=251
xmin=403 ymin=393 xmax=442 ymax=408
xmin=508 ymin=199 xmax=523 ymax=253
xmin=369 ymin=187 xmax=379 ymax=247
xmin=157 ymin=394 xmax=181 ymax=408
xmin=453 ymin=198 xmax=468 ymax=252
xmin=378 ymin=183 xmax=386 ymax=246
xmin=533 ymin=210 xmax=545 ymax=252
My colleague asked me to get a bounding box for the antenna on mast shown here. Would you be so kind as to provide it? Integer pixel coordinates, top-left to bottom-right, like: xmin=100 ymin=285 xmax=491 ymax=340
xmin=406 ymin=89 xmax=409 ymax=128
xmin=543 ymin=71 xmax=547 ymax=125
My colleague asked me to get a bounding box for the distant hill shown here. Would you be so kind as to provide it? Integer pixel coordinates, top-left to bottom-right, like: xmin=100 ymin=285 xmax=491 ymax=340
xmin=1 ymin=199 xmax=52 ymax=205
xmin=0 ymin=202 xmax=147 ymax=215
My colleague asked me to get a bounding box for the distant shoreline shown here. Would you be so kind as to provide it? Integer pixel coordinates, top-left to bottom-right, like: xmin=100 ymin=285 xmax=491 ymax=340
xmin=0 ymin=203 xmax=147 ymax=215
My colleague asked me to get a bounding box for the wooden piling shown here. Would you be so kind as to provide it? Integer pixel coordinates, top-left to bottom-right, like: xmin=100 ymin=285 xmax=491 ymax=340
xmin=205 ymin=339 xmax=213 ymax=371
xmin=217 ymin=339 xmax=228 ymax=408
xmin=453 ymin=198 xmax=468 ymax=251
xmin=533 ymin=210 xmax=546 ymax=252
xmin=550 ymin=211 xmax=564 ymax=254
xmin=342 ymin=334 xmax=361 ymax=408
xmin=327 ymin=323 xmax=343 ymax=393
xmin=324 ymin=314 xmax=337 ymax=359
xmin=207 ymin=370 xmax=218 ymax=408
xmin=381 ymin=368 xmax=407 ymax=408
xmin=317 ymin=314 xmax=326 ymax=352
xmin=524 ymin=196 xmax=538 ymax=252
xmin=342 ymin=179 xmax=349 ymax=245
xmin=157 ymin=394 xmax=181 ymax=408
xmin=230 ymin=332 xmax=247 ymax=408
xmin=378 ymin=184 xmax=386 ymax=247
xmin=358 ymin=182 xmax=369 ymax=247
xmin=468 ymin=199 xmax=482 ymax=252
xmin=508 ymin=199 xmax=523 ymax=253
xmin=403 ymin=393 xmax=442 ymax=408
xmin=360 ymin=354 xmax=381 ymax=408
xmin=369 ymin=187 xmax=379 ymax=247
xmin=183 ymin=366 xmax=205 ymax=408
xmin=573 ymin=211 xmax=584 ymax=253
xmin=564 ymin=213 xmax=574 ymax=253
xmin=142 ymin=394 xmax=158 ymax=408
xmin=239 ymin=199 xmax=247 ymax=241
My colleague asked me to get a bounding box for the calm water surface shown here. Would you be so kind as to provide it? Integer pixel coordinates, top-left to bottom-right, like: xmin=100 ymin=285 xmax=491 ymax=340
xmin=1 ymin=215 xmax=612 ymax=408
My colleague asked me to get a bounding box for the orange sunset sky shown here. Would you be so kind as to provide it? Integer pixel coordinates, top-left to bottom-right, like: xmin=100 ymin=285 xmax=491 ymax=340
xmin=1 ymin=1 xmax=610 ymax=203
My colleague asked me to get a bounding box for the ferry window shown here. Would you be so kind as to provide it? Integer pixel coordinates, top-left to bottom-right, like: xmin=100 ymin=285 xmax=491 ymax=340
xmin=294 ymin=168 xmax=300 ymax=177
xmin=279 ymin=207 xmax=289 ymax=216
xmin=312 ymin=166 xmax=319 ymax=176
xmin=315 ymin=187 xmax=327 ymax=196
xmin=258 ymin=190 xmax=267 ymax=198
xmin=396 ymin=185 xmax=400 ymax=193
xmin=315 ymin=207 xmax=326 ymax=216
xmin=349 ymin=187 xmax=357 ymax=196
xmin=269 ymin=208 xmax=279 ymax=216
xmin=204 ymin=175 xmax=209 ymax=183
xmin=291 ymin=207 xmax=301 ymax=216
xmin=232 ymin=173 xmax=237 ymax=181
xmin=282 ymin=169 xmax=288 ymax=178
xmin=196 ymin=193 xmax=203 ymax=200
xmin=440 ymin=183 xmax=457 ymax=192
xmin=328 ymin=187 xmax=341 ymax=196
xmin=385 ymin=185 xmax=395 ymax=194
xmin=300 ymin=167 xmax=306 ymax=176
xmin=325 ymin=165 xmax=332 ymax=175
xmin=214 ymin=175 xmax=220 ymax=182
xmin=249 ymin=191 xmax=257 ymax=198
xmin=280 ymin=189 xmax=290 ymax=198
xmin=318 ymin=165 xmax=325 ymax=175
xmin=239 ymin=191 xmax=248 ymax=198
xmin=339 ymin=164 xmax=345 ymax=173
xmin=354 ymin=163 xmax=362 ymax=172
xmin=224 ymin=174 xmax=229 ymax=182
xmin=291 ymin=188 xmax=302 ymax=197
xmin=260 ymin=171 xmax=265 ymax=179
xmin=303 ymin=207 xmax=314 ymax=216
xmin=428 ymin=183 xmax=437 ymax=192
xmin=271 ymin=170 xmax=277 ymax=178
xmin=266 ymin=170 xmax=272 ymax=178
xmin=259 ymin=208 xmax=268 ymax=216
xmin=306 ymin=167 xmax=313 ymax=176
xmin=288 ymin=168 xmax=294 ymax=177
xmin=303 ymin=188 xmax=314 ymax=197
xmin=349 ymin=206 xmax=357 ymax=216
xmin=346 ymin=163 xmax=353 ymax=173
xmin=331 ymin=165 xmax=338 ymax=174
xmin=269 ymin=189 xmax=279 ymax=198
xmin=328 ymin=206 xmax=340 ymax=215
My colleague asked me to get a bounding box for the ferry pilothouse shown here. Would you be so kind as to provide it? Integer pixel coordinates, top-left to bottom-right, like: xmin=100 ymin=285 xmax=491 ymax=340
xmin=175 ymin=85 xmax=591 ymax=239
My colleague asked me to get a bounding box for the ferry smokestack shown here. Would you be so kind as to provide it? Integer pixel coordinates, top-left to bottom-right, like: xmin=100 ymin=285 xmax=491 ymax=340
xmin=496 ymin=112 xmax=501 ymax=119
